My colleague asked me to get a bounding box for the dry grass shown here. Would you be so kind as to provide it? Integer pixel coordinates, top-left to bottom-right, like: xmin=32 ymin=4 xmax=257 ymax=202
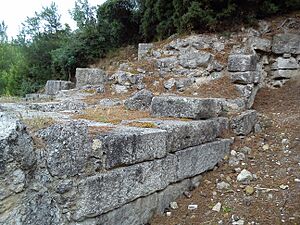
xmin=182 ymin=75 xmax=240 ymax=99
xmin=88 ymin=126 xmax=115 ymax=136
xmin=125 ymin=121 xmax=158 ymax=128
xmin=72 ymin=106 xmax=151 ymax=124
xmin=22 ymin=117 xmax=55 ymax=132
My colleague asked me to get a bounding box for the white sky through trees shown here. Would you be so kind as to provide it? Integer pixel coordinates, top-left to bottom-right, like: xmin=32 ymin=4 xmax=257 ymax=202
xmin=0 ymin=0 xmax=106 ymax=38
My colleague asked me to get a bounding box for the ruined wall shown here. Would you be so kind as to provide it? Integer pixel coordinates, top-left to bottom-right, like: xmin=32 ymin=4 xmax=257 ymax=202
xmin=0 ymin=112 xmax=231 ymax=225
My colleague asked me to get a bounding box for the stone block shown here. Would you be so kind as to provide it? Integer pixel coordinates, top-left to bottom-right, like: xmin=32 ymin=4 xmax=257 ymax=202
xmin=230 ymin=110 xmax=258 ymax=135
xmin=248 ymin=37 xmax=271 ymax=52
xmin=272 ymin=33 xmax=300 ymax=54
xmin=75 ymin=68 xmax=107 ymax=88
xmin=93 ymin=126 xmax=167 ymax=169
xmin=230 ymin=71 xmax=261 ymax=84
xmin=150 ymin=96 xmax=224 ymax=119
xmin=124 ymin=89 xmax=154 ymax=111
xmin=228 ymin=54 xmax=257 ymax=72
xmin=45 ymin=80 xmax=74 ymax=95
xmin=87 ymin=194 xmax=158 ymax=225
xmin=73 ymin=155 xmax=177 ymax=220
xmin=271 ymin=70 xmax=300 ymax=79
xmin=129 ymin=118 xmax=228 ymax=152
xmin=38 ymin=121 xmax=91 ymax=177
xmin=156 ymin=179 xmax=191 ymax=214
xmin=179 ymin=50 xmax=212 ymax=69
xmin=0 ymin=113 xmax=36 ymax=174
xmin=271 ymin=57 xmax=299 ymax=70
xmin=138 ymin=43 xmax=154 ymax=61
xmin=176 ymin=139 xmax=231 ymax=180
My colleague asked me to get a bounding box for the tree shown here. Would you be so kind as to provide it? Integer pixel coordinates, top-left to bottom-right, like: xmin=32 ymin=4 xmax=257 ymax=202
xmin=0 ymin=20 xmax=8 ymax=43
xmin=70 ymin=0 xmax=96 ymax=29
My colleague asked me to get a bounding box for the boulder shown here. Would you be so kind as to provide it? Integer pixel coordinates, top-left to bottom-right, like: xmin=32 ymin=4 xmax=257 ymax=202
xmin=45 ymin=80 xmax=74 ymax=95
xmin=30 ymin=99 xmax=87 ymax=112
xmin=272 ymin=33 xmax=300 ymax=54
xmin=75 ymin=68 xmax=107 ymax=88
xmin=175 ymin=77 xmax=195 ymax=91
xmin=228 ymin=55 xmax=257 ymax=72
xmin=112 ymin=84 xmax=128 ymax=94
xmin=124 ymin=89 xmax=154 ymax=111
xmin=231 ymin=110 xmax=258 ymax=135
xmin=99 ymin=98 xmax=122 ymax=107
xmin=164 ymin=78 xmax=176 ymax=90
xmin=150 ymin=96 xmax=224 ymax=119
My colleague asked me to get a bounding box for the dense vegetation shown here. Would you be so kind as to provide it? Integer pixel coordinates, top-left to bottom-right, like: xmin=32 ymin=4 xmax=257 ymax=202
xmin=0 ymin=0 xmax=299 ymax=96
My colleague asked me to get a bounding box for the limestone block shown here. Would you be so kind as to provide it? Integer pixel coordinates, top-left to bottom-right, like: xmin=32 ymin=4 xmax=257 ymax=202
xmin=138 ymin=43 xmax=154 ymax=61
xmin=93 ymin=126 xmax=167 ymax=169
xmin=124 ymin=89 xmax=154 ymax=111
xmin=248 ymin=37 xmax=271 ymax=52
xmin=131 ymin=118 xmax=228 ymax=152
xmin=271 ymin=57 xmax=299 ymax=70
xmin=271 ymin=70 xmax=300 ymax=79
xmin=150 ymin=96 xmax=224 ymax=119
xmin=73 ymin=155 xmax=177 ymax=220
xmin=230 ymin=110 xmax=258 ymax=135
xmin=272 ymin=33 xmax=300 ymax=54
xmin=75 ymin=68 xmax=107 ymax=88
xmin=228 ymin=54 xmax=257 ymax=72
xmin=179 ymin=50 xmax=212 ymax=69
xmin=45 ymin=80 xmax=74 ymax=95
xmin=176 ymin=139 xmax=231 ymax=180
xmin=230 ymin=71 xmax=261 ymax=84
xmin=38 ymin=121 xmax=91 ymax=177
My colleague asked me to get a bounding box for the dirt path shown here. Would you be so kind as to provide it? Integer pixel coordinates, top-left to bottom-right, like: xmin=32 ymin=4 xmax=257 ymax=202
xmin=150 ymin=78 xmax=300 ymax=225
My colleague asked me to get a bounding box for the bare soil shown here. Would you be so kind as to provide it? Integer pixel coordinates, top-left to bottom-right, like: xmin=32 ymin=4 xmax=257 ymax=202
xmin=150 ymin=79 xmax=300 ymax=225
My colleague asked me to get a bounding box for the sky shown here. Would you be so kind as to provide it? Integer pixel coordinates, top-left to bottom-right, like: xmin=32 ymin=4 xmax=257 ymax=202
xmin=0 ymin=0 xmax=106 ymax=38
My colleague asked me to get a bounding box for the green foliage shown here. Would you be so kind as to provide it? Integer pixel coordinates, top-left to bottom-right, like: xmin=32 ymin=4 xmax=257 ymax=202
xmin=1 ymin=0 xmax=299 ymax=96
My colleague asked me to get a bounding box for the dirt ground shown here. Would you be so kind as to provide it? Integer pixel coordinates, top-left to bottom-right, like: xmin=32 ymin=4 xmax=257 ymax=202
xmin=150 ymin=78 xmax=300 ymax=225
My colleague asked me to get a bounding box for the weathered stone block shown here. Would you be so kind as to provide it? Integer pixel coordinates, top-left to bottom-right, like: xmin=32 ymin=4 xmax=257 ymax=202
xmin=179 ymin=50 xmax=212 ymax=69
xmin=248 ymin=37 xmax=271 ymax=52
xmin=231 ymin=110 xmax=258 ymax=135
xmin=271 ymin=70 xmax=300 ymax=79
xmin=0 ymin=113 xmax=36 ymax=174
xmin=124 ymin=89 xmax=154 ymax=111
xmin=130 ymin=118 xmax=228 ymax=152
xmin=230 ymin=71 xmax=261 ymax=84
xmin=93 ymin=126 xmax=167 ymax=169
xmin=228 ymin=55 xmax=257 ymax=72
xmin=156 ymin=179 xmax=191 ymax=214
xmin=150 ymin=96 xmax=224 ymax=119
xmin=74 ymin=193 xmax=159 ymax=225
xmin=73 ymin=155 xmax=177 ymax=220
xmin=271 ymin=57 xmax=299 ymax=70
xmin=75 ymin=68 xmax=107 ymax=88
xmin=138 ymin=43 xmax=154 ymax=61
xmin=38 ymin=121 xmax=91 ymax=177
xmin=45 ymin=80 xmax=74 ymax=95
xmin=176 ymin=139 xmax=231 ymax=180
xmin=272 ymin=33 xmax=300 ymax=54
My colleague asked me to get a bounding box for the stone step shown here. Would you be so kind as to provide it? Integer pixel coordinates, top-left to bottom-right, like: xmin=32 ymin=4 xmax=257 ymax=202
xmin=122 ymin=117 xmax=228 ymax=153
xmin=150 ymin=96 xmax=224 ymax=119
